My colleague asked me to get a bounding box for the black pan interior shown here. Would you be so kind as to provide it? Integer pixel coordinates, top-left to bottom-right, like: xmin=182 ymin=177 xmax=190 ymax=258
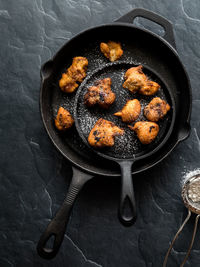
xmin=41 ymin=24 xmax=191 ymax=176
xmin=74 ymin=62 xmax=174 ymax=160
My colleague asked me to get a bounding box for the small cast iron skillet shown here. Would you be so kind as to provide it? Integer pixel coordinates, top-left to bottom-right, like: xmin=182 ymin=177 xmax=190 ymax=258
xmin=74 ymin=62 xmax=176 ymax=225
xmin=37 ymin=8 xmax=192 ymax=259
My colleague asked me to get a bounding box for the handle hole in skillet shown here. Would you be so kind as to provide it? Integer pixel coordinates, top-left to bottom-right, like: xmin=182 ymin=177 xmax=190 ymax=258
xmin=43 ymin=234 xmax=56 ymax=252
xmin=134 ymin=17 xmax=165 ymax=37
xmin=122 ymin=196 xmax=134 ymax=219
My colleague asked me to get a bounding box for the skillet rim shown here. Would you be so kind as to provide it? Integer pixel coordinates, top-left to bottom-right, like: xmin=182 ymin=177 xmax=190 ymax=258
xmin=39 ymin=22 xmax=192 ymax=177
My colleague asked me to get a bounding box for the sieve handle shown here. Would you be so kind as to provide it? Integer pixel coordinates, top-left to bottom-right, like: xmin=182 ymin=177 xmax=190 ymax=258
xmin=118 ymin=161 xmax=137 ymax=226
xmin=37 ymin=167 xmax=92 ymax=259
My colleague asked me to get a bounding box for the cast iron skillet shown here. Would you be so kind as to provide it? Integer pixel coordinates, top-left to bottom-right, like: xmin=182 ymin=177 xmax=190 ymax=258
xmin=74 ymin=62 xmax=175 ymax=225
xmin=37 ymin=8 xmax=192 ymax=259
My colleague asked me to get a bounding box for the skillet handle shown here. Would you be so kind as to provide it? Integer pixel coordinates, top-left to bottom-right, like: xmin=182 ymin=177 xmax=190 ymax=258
xmin=118 ymin=161 xmax=137 ymax=226
xmin=37 ymin=167 xmax=93 ymax=259
xmin=115 ymin=8 xmax=176 ymax=49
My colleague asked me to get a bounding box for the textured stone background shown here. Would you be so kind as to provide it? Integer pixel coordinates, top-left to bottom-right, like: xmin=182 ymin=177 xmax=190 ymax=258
xmin=0 ymin=0 xmax=200 ymax=266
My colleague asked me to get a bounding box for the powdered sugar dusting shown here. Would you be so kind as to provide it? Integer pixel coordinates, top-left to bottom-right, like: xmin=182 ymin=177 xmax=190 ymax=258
xmin=75 ymin=62 xmax=173 ymax=159
xmin=51 ymin=41 xmax=174 ymax=159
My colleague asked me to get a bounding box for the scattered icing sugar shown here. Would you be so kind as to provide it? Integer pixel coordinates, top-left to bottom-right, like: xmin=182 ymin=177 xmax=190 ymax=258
xmin=50 ymin=40 xmax=173 ymax=159
xmin=75 ymin=62 xmax=172 ymax=159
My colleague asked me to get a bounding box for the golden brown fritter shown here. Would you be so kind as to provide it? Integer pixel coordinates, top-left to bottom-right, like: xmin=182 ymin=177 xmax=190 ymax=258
xmin=114 ymin=99 xmax=141 ymax=123
xmin=129 ymin=121 xmax=159 ymax=144
xmin=55 ymin=107 xmax=74 ymax=131
xmin=88 ymin=118 xmax=124 ymax=148
xmin=84 ymin=78 xmax=116 ymax=109
xmin=59 ymin=73 xmax=79 ymax=93
xmin=67 ymin=57 xmax=88 ymax=82
xmin=144 ymin=97 xmax=170 ymax=122
xmin=123 ymin=65 xmax=160 ymax=95
xmin=100 ymin=41 xmax=123 ymax=62
xmin=59 ymin=57 xmax=88 ymax=93
xmin=139 ymin=80 xmax=160 ymax=95
xmin=123 ymin=66 xmax=146 ymax=93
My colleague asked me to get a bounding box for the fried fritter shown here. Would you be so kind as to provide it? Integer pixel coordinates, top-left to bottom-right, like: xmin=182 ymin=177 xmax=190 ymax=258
xmin=123 ymin=65 xmax=160 ymax=95
xmin=59 ymin=73 xmax=79 ymax=93
xmin=84 ymin=78 xmax=116 ymax=108
xmin=144 ymin=97 xmax=170 ymax=122
xmin=129 ymin=121 xmax=159 ymax=144
xmin=114 ymin=99 xmax=141 ymax=123
xmin=88 ymin=118 xmax=124 ymax=148
xmin=100 ymin=41 xmax=123 ymax=62
xmin=59 ymin=57 xmax=88 ymax=93
xmin=123 ymin=66 xmax=146 ymax=93
xmin=67 ymin=57 xmax=88 ymax=82
xmin=55 ymin=107 xmax=74 ymax=131
xmin=139 ymin=80 xmax=160 ymax=95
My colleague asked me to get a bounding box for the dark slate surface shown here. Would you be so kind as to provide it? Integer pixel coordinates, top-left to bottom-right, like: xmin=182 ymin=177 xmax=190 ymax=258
xmin=0 ymin=0 xmax=200 ymax=266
